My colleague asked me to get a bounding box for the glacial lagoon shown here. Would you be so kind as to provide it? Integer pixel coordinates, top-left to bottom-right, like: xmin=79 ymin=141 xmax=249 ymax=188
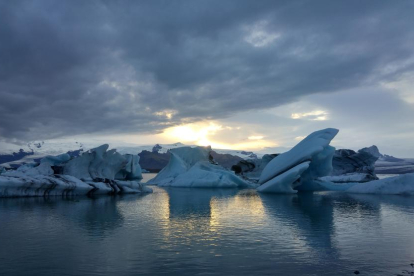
xmin=1 ymin=174 xmax=414 ymax=276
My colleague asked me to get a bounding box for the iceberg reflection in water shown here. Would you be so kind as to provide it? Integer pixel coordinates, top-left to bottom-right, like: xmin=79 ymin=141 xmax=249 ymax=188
xmin=1 ymin=187 xmax=414 ymax=276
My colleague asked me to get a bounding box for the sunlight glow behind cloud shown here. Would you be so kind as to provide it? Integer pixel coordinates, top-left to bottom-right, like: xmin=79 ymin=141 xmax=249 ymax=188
xmin=161 ymin=122 xmax=275 ymax=150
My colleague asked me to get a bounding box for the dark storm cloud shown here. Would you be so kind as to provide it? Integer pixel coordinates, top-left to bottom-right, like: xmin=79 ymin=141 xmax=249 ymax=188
xmin=1 ymin=0 xmax=413 ymax=141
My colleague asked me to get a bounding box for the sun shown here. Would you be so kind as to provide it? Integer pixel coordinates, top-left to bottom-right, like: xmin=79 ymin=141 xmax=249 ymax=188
xmin=162 ymin=122 xmax=225 ymax=148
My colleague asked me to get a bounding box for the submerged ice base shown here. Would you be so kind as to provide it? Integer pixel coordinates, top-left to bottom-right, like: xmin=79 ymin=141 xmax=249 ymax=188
xmin=0 ymin=172 xmax=152 ymax=198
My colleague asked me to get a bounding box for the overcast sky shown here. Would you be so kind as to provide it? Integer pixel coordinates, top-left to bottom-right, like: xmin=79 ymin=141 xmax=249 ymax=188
xmin=1 ymin=0 xmax=414 ymax=156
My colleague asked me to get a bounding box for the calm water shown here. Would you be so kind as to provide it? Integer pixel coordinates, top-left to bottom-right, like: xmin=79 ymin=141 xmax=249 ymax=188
xmin=1 ymin=182 xmax=414 ymax=275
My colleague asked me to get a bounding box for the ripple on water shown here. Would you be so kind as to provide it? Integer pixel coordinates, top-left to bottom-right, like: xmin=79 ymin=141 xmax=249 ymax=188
xmin=0 ymin=188 xmax=414 ymax=275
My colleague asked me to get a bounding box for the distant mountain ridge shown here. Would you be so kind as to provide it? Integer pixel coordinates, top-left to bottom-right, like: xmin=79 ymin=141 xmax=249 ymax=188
xmin=0 ymin=141 xmax=256 ymax=170
xmin=1 ymin=140 xmax=413 ymax=174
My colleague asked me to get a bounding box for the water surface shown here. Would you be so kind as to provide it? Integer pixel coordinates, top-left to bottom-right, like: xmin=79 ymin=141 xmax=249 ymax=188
xmin=1 ymin=186 xmax=414 ymax=276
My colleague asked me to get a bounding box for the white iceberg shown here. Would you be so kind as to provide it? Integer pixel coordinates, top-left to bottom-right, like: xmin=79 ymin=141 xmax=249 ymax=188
xmin=257 ymin=128 xmax=339 ymax=193
xmin=63 ymin=144 xmax=127 ymax=180
xmin=63 ymin=144 xmax=143 ymax=181
xmin=147 ymin=146 xmax=251 ymax=188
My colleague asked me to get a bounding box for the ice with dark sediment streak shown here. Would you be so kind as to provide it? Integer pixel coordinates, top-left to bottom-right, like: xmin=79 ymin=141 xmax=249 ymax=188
xmin=257 ymin=128 xmax=414 ymax=195
xmin=257 ymin=128 xmax=339 ymax=193
xmin=0 ymin=145 xmax=151 ymax=197
xmin=63 ymin=144 xmax=127 ymax=181
xmin=330 ymin=146 xmax=379 ymax=181
xmin=0 ymin=172 xmax=152 ymax=197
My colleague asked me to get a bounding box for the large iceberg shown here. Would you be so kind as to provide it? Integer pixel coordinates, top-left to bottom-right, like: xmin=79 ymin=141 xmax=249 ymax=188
xmin=0 ymin=145 xmax=151 ymax=198
xmin=256 ymin=128 xmax=414 ymax=195
xmin=257 ymin=128 xmax=339 ymax=193
xmin=147 ymin=146 xmax=251 ymax=188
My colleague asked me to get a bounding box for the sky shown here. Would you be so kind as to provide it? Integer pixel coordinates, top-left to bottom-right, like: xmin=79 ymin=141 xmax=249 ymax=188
xmin=1 ymin=0 xmax=414 ymax=156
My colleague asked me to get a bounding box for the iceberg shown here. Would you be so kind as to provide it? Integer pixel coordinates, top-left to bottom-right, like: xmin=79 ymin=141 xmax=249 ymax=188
xmin=344 ymin=173 xmax=414 ymax=195
xmin=63 ymin=144 xmax=127 ymax=181
xmin=257 ymin=128 xmax=339 ymax=193
xmin=312 ymin=173 xmax=414 ymax=195
xmin=115 ymin=154 xmax=143 ymax=180
xmin=331 ymin=146 xmax=379 ymax=181
xmin=147 ymin=146 xmax=251 ymax=188
xmin=0 ymin=145 xmax=151 ymax=198
xmin=61 ymin=144 xmax=143 ymax=181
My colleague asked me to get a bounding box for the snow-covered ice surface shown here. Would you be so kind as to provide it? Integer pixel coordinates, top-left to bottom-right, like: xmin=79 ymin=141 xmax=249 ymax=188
xmin=258 ymin=128 xmax=338 ymax=193
xmin=147 ymin=146 xmax=251 ymax=188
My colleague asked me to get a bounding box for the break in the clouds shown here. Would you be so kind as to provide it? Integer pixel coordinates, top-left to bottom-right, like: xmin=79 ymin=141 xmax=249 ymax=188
xmin=1 ymin=0 xmax=414 ymax=154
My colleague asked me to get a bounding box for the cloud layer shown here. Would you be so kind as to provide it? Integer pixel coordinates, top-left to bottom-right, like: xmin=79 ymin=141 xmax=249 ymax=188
xmin=1 ymin=0 xmax=414 ymax=144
